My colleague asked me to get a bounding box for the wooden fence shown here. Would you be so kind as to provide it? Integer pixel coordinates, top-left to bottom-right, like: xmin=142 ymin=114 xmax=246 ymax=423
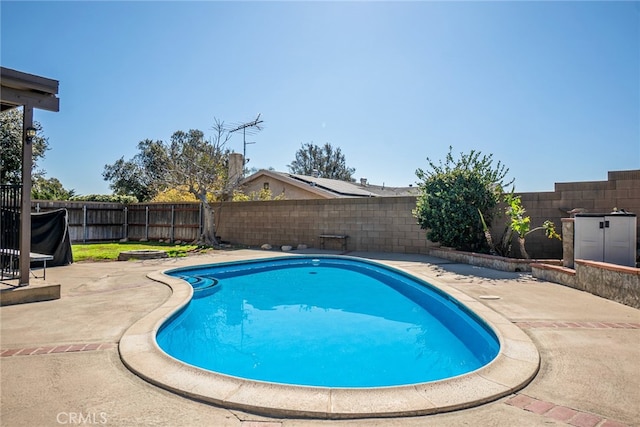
xmin=32 ymin=201 xmax=203 ymax=243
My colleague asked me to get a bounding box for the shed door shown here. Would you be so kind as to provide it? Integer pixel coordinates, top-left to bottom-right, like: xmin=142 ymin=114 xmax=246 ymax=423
xmin=604 ymin=216 xmax=635 ymax=266
xmin=574 ymin=216 xmax=604 ymax=262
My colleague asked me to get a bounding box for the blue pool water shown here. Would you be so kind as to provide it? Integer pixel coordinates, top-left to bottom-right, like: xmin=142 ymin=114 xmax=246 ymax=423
xmin=156 ymin=256 xmax=499 ymax=388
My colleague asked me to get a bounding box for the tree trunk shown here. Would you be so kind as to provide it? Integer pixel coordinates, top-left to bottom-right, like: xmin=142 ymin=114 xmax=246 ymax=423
xmin=482 ymin=230 xmax=496 ymax=255
xmin=199 ymin=199 xmax=219 ymax=246
xmin=500 ymin=228 xmax=513 ymax=257
xmin=518 ymin=236 xmax=530 ymax=259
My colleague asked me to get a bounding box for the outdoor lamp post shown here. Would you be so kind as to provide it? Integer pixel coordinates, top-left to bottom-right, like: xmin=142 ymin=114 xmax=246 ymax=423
xmin=25 ymin=126 xmax=36 ymax=143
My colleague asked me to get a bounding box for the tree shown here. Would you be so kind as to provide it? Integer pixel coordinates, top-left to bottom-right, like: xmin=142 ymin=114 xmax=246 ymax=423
xmin=102 ymin=139 xmax=168 ymax=202
xmin=152 ymin=186 xmax=199 ymax=203
xmin=103 ymin=118 xmax=235 ymax=246
xmin=32 ymin=176 xmax=75 ymax=200
xmin=0 ymin=108 xmax=49 ymax=184
xmin=163 ymin=122 xmax=232 ymax=245
xmin=413 ymin=147 xmax=513 ymax=252
xmin=481 ymin=191 xmax=560 ymax=259
xmin=287 ymin=142 xmax=355 ymax=181
xmin=232 ymin=188 xmax=286 ymax=201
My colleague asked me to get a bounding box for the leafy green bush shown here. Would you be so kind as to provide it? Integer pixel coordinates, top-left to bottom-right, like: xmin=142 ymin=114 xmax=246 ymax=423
xmin=504 ymin=192 xmax=561 ymax=258
xmin=70 ymin=194 xmax=138 ymax=204
xmin=413 ymin=147 xmax=512 ymax=252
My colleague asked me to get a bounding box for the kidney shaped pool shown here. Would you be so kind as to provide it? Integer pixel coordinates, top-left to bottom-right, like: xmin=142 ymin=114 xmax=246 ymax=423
xmin=156 ymin=256 xmax=500 ymax=388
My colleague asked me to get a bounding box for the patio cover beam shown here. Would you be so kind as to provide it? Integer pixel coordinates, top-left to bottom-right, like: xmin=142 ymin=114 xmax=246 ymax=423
xmin=1 ymin=67 xmax=59 ymax=285
xmin=1 ymin=67 xmax=59 ymax=112
xmin=1 ymin=86 xmax=59 ymax=112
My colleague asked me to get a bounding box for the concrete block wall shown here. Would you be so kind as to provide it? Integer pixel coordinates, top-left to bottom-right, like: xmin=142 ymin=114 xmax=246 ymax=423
xmin=29 ymin=170 xmax=638 ymax=259
xmin=217 ymin=170 xmax=638 ymax=259
xmin=215 ymin=196 xmax=435 ymax=254
xmin=505 ymin=170 xmax=640 ymax=260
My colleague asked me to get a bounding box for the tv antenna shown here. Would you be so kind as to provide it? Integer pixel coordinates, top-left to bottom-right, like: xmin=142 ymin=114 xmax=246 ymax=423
xmin=229 ymin=114 xmax=264 ymax=173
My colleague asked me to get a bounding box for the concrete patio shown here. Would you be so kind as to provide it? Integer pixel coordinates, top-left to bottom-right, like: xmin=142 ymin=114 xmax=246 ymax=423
xmin=1 ymin=249 xmax=638 ymax=426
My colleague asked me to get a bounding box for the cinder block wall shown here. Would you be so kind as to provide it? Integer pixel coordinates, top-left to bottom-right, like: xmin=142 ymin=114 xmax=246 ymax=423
xmin=215 ymin=196 xmax=436 ymax=254
xmin=30 ymin=170 xmax=638 ymax=259
xmin=216 ymin=170 xmax=639 ymax=259
xmin=501 ymin=170 xmax=640 ymax=259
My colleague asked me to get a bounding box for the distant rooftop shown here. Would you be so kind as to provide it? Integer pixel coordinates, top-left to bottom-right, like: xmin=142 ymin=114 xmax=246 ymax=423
xmin=244 ymin=170 xmax=418 ymax=198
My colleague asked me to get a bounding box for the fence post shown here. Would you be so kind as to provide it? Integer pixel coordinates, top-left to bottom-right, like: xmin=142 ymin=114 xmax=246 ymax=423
xmin=83 ymin=205 xmax=87 ymax=243
xmin=123 ymin=206 xmax=128 ymax=241
xmin=170 ymin=205 xmax=175 ymax=243
xmin=145 ymin=205 xmax=149 ymax=241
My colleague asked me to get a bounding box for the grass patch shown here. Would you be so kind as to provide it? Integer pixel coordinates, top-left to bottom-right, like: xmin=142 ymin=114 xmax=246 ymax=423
xmin=72 ymin=242 xmax=206 ymax=262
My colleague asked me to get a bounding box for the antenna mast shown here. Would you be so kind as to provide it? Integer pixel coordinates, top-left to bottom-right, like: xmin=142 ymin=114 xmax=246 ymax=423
xmin=229 ymin=114 xmax=264 ymax=175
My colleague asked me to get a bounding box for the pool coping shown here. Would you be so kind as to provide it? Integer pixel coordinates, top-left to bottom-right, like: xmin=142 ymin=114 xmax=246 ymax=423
xmin=119 ymin=255 xmax=540 ymax=419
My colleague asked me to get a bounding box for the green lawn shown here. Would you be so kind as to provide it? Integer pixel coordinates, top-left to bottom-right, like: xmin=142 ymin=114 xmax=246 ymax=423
xmin=72 ymin=242 xmax=206 ymax=262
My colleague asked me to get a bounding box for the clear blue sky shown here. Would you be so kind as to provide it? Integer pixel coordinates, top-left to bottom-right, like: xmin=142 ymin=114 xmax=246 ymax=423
xmin=2 ymin=1 xmax=639 ymax=195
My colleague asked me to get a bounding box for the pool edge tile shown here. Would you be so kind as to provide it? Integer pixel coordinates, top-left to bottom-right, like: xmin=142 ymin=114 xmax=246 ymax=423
xmin=224 ymin=382 xmax=332 ymax=419
xmin=413 ymin=373 xmax=510 ymax=412
xmin=329 ymin=386 xmax=437 ymax=418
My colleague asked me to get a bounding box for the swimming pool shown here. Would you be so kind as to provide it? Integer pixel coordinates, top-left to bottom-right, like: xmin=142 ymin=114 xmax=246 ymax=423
xmin=157 ymin=256 xmax=499 ymax=388
xmin=119 ymin=252 xmax=540 ymax=418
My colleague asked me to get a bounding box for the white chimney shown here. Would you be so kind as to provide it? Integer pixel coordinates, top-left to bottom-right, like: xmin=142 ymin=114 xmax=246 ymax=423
xmin=360 ymin=177 xmax=368 ymax=186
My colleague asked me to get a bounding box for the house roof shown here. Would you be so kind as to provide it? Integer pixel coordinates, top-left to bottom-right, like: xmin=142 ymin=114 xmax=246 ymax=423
xmin=286 ymin=173 xmax=377 ymax=197
xmin=241 ymin=170 xmax=418 ymax=198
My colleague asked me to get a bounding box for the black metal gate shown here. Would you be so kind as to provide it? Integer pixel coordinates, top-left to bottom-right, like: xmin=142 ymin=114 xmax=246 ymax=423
xmin=1 ymin=184 xmax=21 ymax=279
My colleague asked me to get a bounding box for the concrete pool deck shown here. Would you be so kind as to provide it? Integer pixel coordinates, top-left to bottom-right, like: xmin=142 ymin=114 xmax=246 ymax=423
xmin=1 ymin=249 xmax=639 ymax=426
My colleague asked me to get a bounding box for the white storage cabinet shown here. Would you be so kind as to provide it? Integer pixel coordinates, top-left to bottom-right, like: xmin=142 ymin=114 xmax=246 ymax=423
xmin=574 ymin=212 xmax=637 ymax=267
